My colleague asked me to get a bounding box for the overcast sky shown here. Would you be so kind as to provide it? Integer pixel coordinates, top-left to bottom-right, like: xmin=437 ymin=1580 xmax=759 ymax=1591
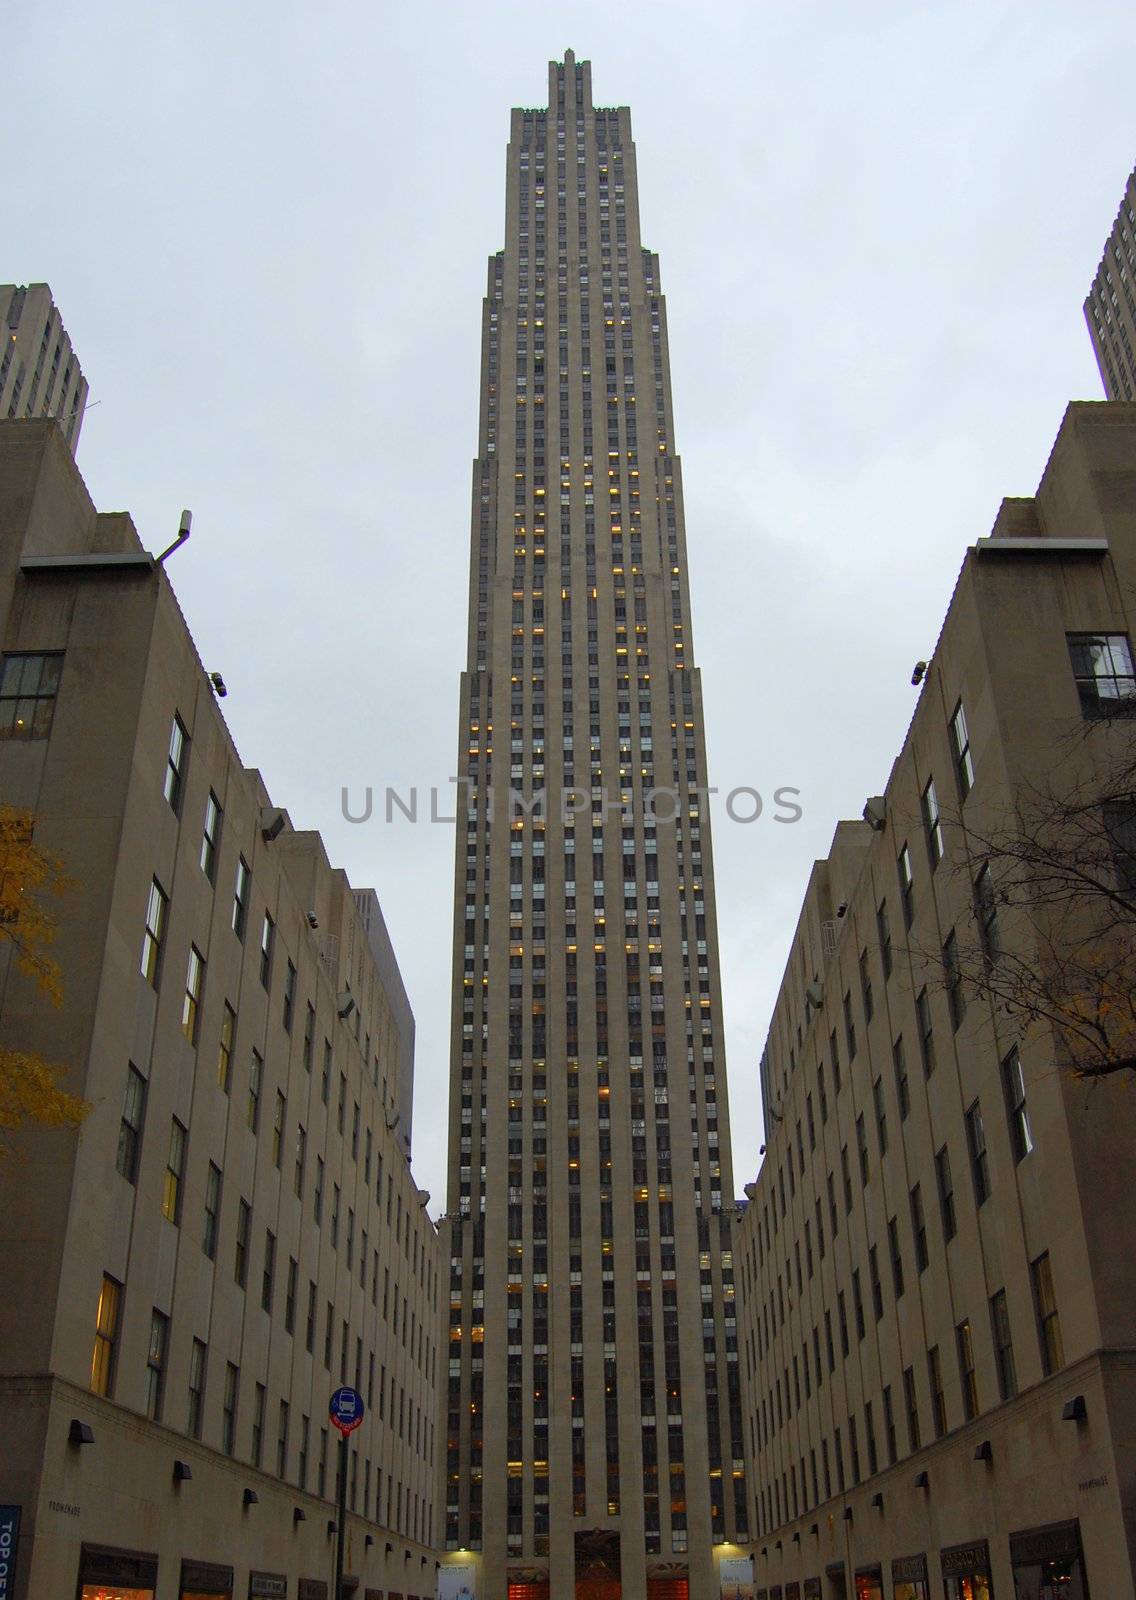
xmin=7 ymin=0 xmax=1136 ymax=1212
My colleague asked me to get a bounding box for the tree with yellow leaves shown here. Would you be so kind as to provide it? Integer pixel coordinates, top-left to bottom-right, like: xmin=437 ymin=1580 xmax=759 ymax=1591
xmin=0 ymin=806 xmax=88 ymax=1144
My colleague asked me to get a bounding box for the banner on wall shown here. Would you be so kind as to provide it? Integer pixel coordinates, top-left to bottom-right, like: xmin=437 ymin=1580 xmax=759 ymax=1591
xmin=721 ymin=1555 xmax=756 ymax=1600
xmin=438 ymin=1563 xmax=477 ymax=1600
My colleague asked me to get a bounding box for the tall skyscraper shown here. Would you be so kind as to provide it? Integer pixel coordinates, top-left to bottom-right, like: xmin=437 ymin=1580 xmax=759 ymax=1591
xmin=442 ymin=53 xmax=746 ymax=1600
xmin=1084 ymin=164 xmax=1136 ymax=400
xmin=0 ymin=284 xmax=88 ymax=451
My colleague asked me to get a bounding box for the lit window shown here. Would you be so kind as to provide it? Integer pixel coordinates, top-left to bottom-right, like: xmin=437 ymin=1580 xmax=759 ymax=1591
xmin=163 ymin=1118 xmax=186 ymax=1223
xmin=0 ymin=651 xmax=62 ymax=739
xmin=1067 ymin=632 xmax=1136 ymax=717
xmin=182 ymin=945 xmax=205 ymax=1044
xmin=164 ymin=715 xmax=189 ymax=811
xmin=217 ymin=1003 xmax=235 ymax=1092
xmin=90 ymin=1274 xmax=121 ymax=1396
xmin=140 ymin=878 xmax=168 ymax=987
xmin=1031 ymin=1251 xmax=1064 ymax=1376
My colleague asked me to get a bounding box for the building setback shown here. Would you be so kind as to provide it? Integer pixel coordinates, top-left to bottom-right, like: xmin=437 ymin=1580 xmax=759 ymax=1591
xmin=1084 ymin=166 xmax=1136 ymax=401
xmin=0 ymin=419 xmax=443 ymax=1600
xmin=736 ymin=404 xmax=1136 ymax=1600
xmin=0 ymin=284 xmax=88 ymax=451
xmin=440 ymin=53 xmax=746 ymax=1600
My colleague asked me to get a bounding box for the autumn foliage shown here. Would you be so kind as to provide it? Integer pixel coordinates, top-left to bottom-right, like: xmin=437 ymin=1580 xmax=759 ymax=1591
xmin=0 ymin=806 xmax=88 ymax=1144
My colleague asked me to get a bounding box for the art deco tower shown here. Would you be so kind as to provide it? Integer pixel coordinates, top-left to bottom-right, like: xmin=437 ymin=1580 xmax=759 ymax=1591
xmin=443 ymin=54 xmax=748 ymax=1600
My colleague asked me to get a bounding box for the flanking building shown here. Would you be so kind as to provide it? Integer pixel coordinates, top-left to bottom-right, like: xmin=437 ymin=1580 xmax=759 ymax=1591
xmin=0 ymin=284 xmax=89 ymax=451
xmin=737 ymin=403 xmax=1136 ymax=1600
xmin=0 ymin=418 xmax=443 ymax=1600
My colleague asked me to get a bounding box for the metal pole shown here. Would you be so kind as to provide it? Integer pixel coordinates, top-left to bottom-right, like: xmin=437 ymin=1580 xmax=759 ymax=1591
xmin=334 ymin=1429 xmax=348 ymax=1600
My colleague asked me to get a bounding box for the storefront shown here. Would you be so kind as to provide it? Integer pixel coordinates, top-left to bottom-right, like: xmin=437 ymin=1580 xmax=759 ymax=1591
xmin=180 ymin=1560 xmax=234 ymax=1599
xmin=854 ymin=1566 xmax=883 ymax=1600
xmin=1009 ymin=1520 xmax=1090 ymax=1600
xmin=77 ymin=1543 xmax=158 ymax=1600
xmin=891 ymin=1554 xmax=929 ymax=1600
xmin=941 ymin=1541 xmax=994 ymax=1600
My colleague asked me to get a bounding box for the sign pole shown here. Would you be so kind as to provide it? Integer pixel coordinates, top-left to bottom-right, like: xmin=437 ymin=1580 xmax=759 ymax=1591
xmin=334 ymin=1428 xmax=348 ymax=1600
xmin=328 ymin=1386 xmax=363 ymax=1600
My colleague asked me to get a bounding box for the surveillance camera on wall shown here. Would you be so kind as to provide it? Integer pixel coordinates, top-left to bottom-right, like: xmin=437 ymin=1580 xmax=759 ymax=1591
xmin=306 ymin=912 xmax=319 ymax=930
xmin=209 ymin=671 xmax=227 ymax=698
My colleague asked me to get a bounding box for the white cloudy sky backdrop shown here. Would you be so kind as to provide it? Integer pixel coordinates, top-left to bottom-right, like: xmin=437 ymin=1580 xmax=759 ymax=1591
xmin=7 ymin=0 xmax=1136 ymax=1209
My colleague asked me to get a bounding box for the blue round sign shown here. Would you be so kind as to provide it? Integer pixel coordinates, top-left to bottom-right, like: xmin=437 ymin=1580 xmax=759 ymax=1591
xmin=329 ymin=1386 xmax=365 ymax=1435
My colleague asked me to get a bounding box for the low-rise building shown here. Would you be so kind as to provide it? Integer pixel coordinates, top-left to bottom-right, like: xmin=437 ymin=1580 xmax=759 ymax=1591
xmin=737 ymin=403 xmax=1136 ymax=1600
xmin=0 ymin=419 xmax=443 ymax=1600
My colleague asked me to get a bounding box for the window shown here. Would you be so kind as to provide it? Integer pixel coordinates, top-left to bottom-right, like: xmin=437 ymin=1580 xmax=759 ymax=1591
xmin=928 ymin=1345 xmax=947 ymax=1438
xmin=990 ymin=1287 xmax=1017 ymax=1400
xmin=272 ymin=1090 xmax=286 ymax=1168
xmin=910 ymin=1183 xmax=928 ymax=1272
xmin=163 ymin=1118 xmax=186 ymax=1223
xmin=966 ymin=1100 xmax=991 ymax=1205
xmin=91 ymin=1274 xmax=121 ymax=1396
xmin=232 ymin=857 xmax=251 ymax=939
xmin=200 ymin=791 xmax=222 ymax=880
xmin=1103 ymin=797 xmax=1136 ymax=891
xmin=882 ymin=1384 xmax=897 ymax=1464
xmin=1067 ymin=632 xmax=1136 ymax=717
xmin=259 ymin=912 xmax=275 ymax=988
xmin=223 ymin=1362 xmax=239 ymax=1455
xmin=217 ymin=1003 xmax=235 ymax=1092
xmin=295 ymin=1125 xmax=307 ymax=1199
xmin=181 ymin=945 xmax=205 ymax=1044
xmin=116 ymin=1064 xmax=146 ymax=1182
xmin=843 ymin=990 xmax=856 ymax=1060
xmin=1002 ymin=1044 xmax=1034 ymax=1162
xmin=188 ymin=1338 xmax=207 ymax=1438
xmin=872 ymin=1076 xmax=887 ymax=1154
xmin=916 ymin=986 xmax=935 ymax=1075
xmin=974 ymin=864 xmax=1001 ymax=967
xmin=145 ymin=1308 xmax=169 ymax=1419
xmin=944 ymin=929 xmax=965 ymax=1029
xmin=203 ymin=1161 xmax=222 ymax=1259
xmin=235 ymin=1197 xmax=251 ymax=1286
xmin=140 ymin=878 xmax=168 ymax=987
xmin=277 ymin=1398 xmax=290 ymax=1478
xmin=285 ymin=1256 xmax=298 ymax=1335
xmin=892 ymin=1035 xmax=909 ymax=1120
xmin=262 ymin=1229 xmax=276 ymax=1312
xmin=856 ymin=1113 xmax=869 ymax=1183
xmin=163 ymin=715 xmax=189 ymax=811
xmin=956 ymin=1318 xmax=978 ymax=1420
xmin=314 ymin=1155 xmax=324 ymax=1224
xmin=950 ymin=700 xmax=975 ymax=796
xmin=903 ymin=1364 xmax=920 ymax=1451
xmin=252 ymin=1382 xmax=266 ymax=1467
xmin=303 ymin=1002 xmax=315 ymax=1072
xmin=898 ymin=844 xmax=914 ymax=927
xmin=248 ymin=1049 xmax=263 ymax=1132
xmin=922 ymin=777 xmax=944 ymax=867
xmin=877 ymin=899 xmax=892 ymax=977
xmin=0 ymin=651 xmax=62 ymax=739
xmin=283 ymin=959 xmax=297 ymax=1032
xmin=868 ymin=1244 xmax=883 ymax=1320
xmin=935 ymin=1144 xmax=957 ymax=1241
xmin=859 ymin=950 xmax=873 ymax=1022
xmin=888 ymin=1215 xmax=905 ymax=1298
xmin=1031 ymin=1252 xmax=1064 ymax=1375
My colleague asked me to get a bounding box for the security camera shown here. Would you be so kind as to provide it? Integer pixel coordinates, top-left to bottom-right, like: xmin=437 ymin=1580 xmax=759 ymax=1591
xmin=911 ymin=660 xmax=928 ymax=687
xmin=306 ymin=912 xmax=319 ymax=930
xmin=209 ymin=671 xmax=228 ymax=698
